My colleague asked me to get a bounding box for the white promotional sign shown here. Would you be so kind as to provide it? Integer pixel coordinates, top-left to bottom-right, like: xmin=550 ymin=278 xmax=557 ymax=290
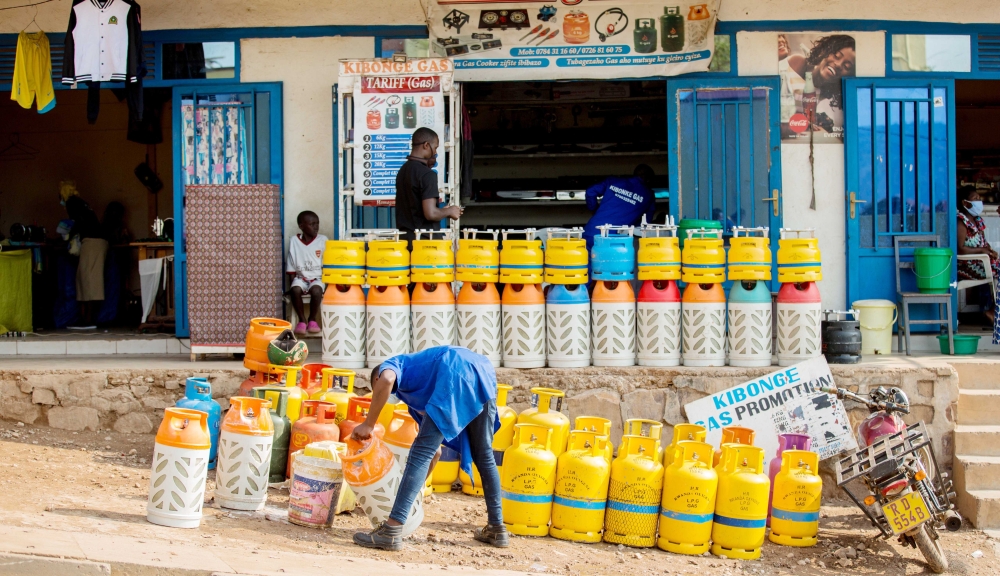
xmin=684 ymin=357 xmax=858 ymax=464
xmin=423 ymin=0 xmax=720 ymax=81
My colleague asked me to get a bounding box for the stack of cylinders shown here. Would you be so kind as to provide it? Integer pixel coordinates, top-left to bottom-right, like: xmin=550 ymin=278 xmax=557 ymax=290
xmin=681 ymin=229 xmax=727 ymax=367
xmin=500 ymin=230 xmax=545 ymax=368
xmin=776 ymin=229 xmax=823 ymax=366
xmin=456 ymin=229 xmax=502 ymax=367
xmin=727 ymin=227 xmax=774 ymax=367
xmin=549 ymin=430 xmax=611 ymax=543
xmin=240 ymin=318 xmax=290 ymax=395
xmin=518 ymin=387 xmax=571 ymax=457
xmin=711 ymin=444 xmax=769 ymax=560
xmin=321 ymin=236 xmax=367 ymax=368
xmin=545 ymin=228 xmax=591 ymax=367
xmin=411 ymin=229 xmax=456 ymax=351
xmin=215 ymin=396 xmax=274 ymax=511
xmin=146 ymin=408 xmax=212 ymax=528
xmin=657 ymin=440 xmax=718 ymax=555
xmin=591 ymin=225 xmax=637 ymax=367
xmin=501 ymin=423 xmax=558 ymax=536
xmin=637 ymin=218 xmax=682 ymax=367
xmin=603 ymin=435 xmax=664 ymax=547
xmin=366 ymin=233 xmax=410 ymax=368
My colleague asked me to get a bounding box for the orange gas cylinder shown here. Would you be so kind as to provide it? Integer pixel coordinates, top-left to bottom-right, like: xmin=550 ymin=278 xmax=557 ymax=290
xmin=300 ymin=363 xmax=331 ymax=398
xmin=214 ymin=396 xmax=275 ymax=511
xmin=238 ymin=370 xmax=280 ymax=397
xmin=244 ymin=318 xmax=291 ymax=372
xmin=384 ymin=409 xmax=420 ymax=466
xmin=146 ymin=407 xmax=212 ymax=528
xmin=339 ymin=396 xmax=386 ymax=441
xmin=713 ymin=426 xmax=756 ymax=467
xmin=287 ymin=400 xmax=340 ymax=477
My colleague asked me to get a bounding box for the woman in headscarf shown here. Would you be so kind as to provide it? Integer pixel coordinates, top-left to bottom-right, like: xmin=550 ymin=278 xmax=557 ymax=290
xmin=956 ymin=185 xmax=1000 ymax=342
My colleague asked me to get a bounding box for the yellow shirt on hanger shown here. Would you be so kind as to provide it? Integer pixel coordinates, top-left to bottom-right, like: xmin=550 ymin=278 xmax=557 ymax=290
xmin=11 ymin=31 xmax=56 ymax=113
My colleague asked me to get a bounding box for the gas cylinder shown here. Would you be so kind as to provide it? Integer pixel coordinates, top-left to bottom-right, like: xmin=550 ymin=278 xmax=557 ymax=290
xmin=268 ymin=365 xmax=306 ymax=423
xmin=518 ymin=387 xmax=570 ymax=456
xmin=457 ymin=229 xmax=499 ymax=283
xmin=432 ymin=445 xmax=460 ymax=493
xmin=544 ymin=228 xmax=588 ymax=285
xmin=660 ymin=6 xmax=684 ymax=52
xmin=575 ymin=416 xmax=613 ymax=462
xmin=251 ymin=388 xmax=291 ymax=483
xmin=321 ymin=237 xmax=366 ymax=285
xmin=314 ymin=368 xmax=356 ymax=423
xmin=174 ymin=377 xmax=221 ymax=470
xmin=768 ymin=433 xmax=813 ymax=521
xmin=238 ymin=370 xmax=280 ymax=398
xmin=563 ymin=10 xmax=590 ymax=44
xmin=637 ymin=215 xmax=681 ymax=281
xmin=681 ymin=283 xmax=727 ymax=367
xmin=685 ymin=3 xmax=711 ymax=48
xmin=384 ymin=409 xmax=435 ymax=498
xmin=366 ymin=231 xmax=410 ymax=286
xmin=681 ymin=229 xmax=726 ymax=285
xmin=713 ymin=426 xmax=756 ymax=468
xmin=663 ymin=423 xmax=706 ymax=467
xmin=411 ymin=282 xmax=456 ymax=352
xmin=728 ymin=281 xmax=773 ymax=368
xmin=244 ymin=318 xmax=291 ymax=373
xmin=591 ymin=280 xmax=636 ymax=367
xmin=822 ymin=310 xmax=862 ymax=364
xmin=465 ymin=383 xmax=518 ymax=495
xmin=591 ymin=225 xmax=635 ymax=281
xmin=636 ymin=280 xmax=682 ymax=367
xmin=545 ymin=284 xmax=591 ymax=368
xmin=367 ymin=285 xmax=411 ymax=368
xmin=501 ymin=283 xmax=546 ymax=368
xmin=147 ymin=408 xmax=212 ymax=528
xmin=320 ymin=284 xmax=367 ymax=369
xmin=657 ymin=440 xmax=717 ymax=555
xmin=711 ymin=445 xmax=769 ymax=560
xmin=501 ymin=423 xmax=558 ymax=536
xmin=411 ymin=229 xmax=455 ymax=283
xmin=550 ymin=430 xmax=611 ymax=543
xmin=727 ymin=227 xmax=772 ymax=281
xmin=364 ymin=390 xmax=400 ymax=431
xmin=215 ymin=396 xmax=274 ymax=511
xmin=499 ymin=229 xmax=543 ymax=284
xmin=300 ymin=363 xmax=331 ymax=398
xmin=603 ymin=435 xmax=664 ymax=548
xmin=339 ymin=396 xmax=385 ymax=441
xmin=769 ymin=450 xmax=822 ymax=547
xmin=342 ymin=436 xmax=424 ymax=536
xmin=776 ymin=282 xmax=822 ymax=366
xmin=777 ymin=228 xmax=822 ymax=284
xmin=287 ymin=400 xmax=339 ymax=477
xmin=456 ymin=282 xmax=502 ymax=368
xmin=621 ymin=419 xmax=664 ymax=462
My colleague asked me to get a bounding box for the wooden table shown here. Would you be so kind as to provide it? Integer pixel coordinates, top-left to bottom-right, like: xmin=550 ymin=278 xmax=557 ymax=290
xmin=130 ymin=242 xmax=175 ymax=331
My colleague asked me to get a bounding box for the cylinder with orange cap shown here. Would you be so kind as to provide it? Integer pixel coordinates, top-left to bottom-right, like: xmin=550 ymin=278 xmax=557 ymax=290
xmin=215 ymin=396 xmax=274 ymax=511
xmin=147 ymin=407 xmax=212 ymax=528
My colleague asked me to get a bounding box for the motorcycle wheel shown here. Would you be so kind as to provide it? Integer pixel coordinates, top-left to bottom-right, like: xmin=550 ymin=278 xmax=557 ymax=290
xmin=914 ymin=524 xmax=948 ymax=573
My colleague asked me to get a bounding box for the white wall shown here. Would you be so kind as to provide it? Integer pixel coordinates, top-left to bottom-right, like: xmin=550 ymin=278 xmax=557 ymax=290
xmin=737 ymin=31 xmax=885 ymax=310
xmin=240 ymin=36 xmax=374 ymax=242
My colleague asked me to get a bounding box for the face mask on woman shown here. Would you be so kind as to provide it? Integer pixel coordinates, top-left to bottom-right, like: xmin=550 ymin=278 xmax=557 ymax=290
xmin=966 ymin=200 xmax=985 ymax=217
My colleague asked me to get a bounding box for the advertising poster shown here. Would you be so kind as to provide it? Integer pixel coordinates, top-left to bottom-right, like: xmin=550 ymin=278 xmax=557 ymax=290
xmin=778 ymin=33 xmax=857 ymax=144
xmin=423 ymin=0 xmax=720 ymax=81
xmin=683 ymin=357 xmax=858 ymax=463
xmin=353 ymin=73 xmax=446 ymax=205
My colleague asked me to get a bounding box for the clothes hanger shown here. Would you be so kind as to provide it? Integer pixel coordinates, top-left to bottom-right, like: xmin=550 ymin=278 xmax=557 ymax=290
xmin=0 ymin=133 xmax=40 ymax=161
xmin=21 ymin=5 xmax=41 ymax=33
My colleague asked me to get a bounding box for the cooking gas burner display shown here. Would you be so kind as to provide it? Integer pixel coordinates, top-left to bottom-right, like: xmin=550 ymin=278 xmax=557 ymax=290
xmin=478 ymin=9 xmax=530 ymax=31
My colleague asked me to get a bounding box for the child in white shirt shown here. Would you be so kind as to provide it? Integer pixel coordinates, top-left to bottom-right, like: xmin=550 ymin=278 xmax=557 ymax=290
xmin=287 ymin=210 xmax=328 ymax=335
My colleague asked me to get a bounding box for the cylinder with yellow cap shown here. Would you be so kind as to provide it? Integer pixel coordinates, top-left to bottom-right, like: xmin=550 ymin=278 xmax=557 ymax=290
xmin=603 ymin=435 xmax=664 ymax=548
xmin=313 ymin=368 xmax=356 ymax=423
xmin=457 ymin=228 xmax=499 ymax=284
xmin=657 ymin=440 xmax=718 ymax=554
xmin=550 ymin=430 xmax=611 ymax=543
xmin=575 ymin=416 xmax=613 ymax=462
xmin=544 ymin=227 xmax=588 ymax=284
xmin=711 ymin=444 xmax=770 ymax=560
xmin=499 ymin=229 xmax=544 ymax=284
xmin=518 ymin=387 xmax=570 ymax=457
xmin=769 ymin=450 xmax=822 ymax=547
xmin=501 ymin=423 xmax=558 ymax=536
xmin=663 ymin=423 xmax=707 ymax=467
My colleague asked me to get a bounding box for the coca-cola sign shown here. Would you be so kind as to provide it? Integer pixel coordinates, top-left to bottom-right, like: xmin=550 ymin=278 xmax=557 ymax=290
xmin=361 ymin=76 xmax=442 ymax=94
xmin=788 ymin=113 xmax=809 ymax=134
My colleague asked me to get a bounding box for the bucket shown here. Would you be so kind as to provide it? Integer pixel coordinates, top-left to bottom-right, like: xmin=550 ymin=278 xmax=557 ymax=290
xmin=938 ymin=334 xmax=980 ymax=355
xmin=852 ymin=299 xmax=898 ymax=355
xmin=913 ymin=248 xmax=953 ymax=294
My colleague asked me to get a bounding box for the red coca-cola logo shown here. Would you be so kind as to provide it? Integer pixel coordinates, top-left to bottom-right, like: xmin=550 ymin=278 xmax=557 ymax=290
xmin=788 ymin=113 xmax=809 ymax=134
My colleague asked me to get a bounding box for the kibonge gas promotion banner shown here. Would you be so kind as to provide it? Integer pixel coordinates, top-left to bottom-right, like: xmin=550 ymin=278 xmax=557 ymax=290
xmin=423 ymin=0 xmax=721 ymax=81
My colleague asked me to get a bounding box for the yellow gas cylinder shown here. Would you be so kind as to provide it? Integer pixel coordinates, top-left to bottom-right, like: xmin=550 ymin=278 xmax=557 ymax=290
xmin=462 ymin=383 xmax=518 ymax=496
xmin=314 ymin=368 xmax=356 ymax=424
xmin=321 ymin=238 xmax=366 ymax=285
xmin=361 ymin=391 xmax=399 ymax=431
xmin=681 ymin=229 xmax=726 ymax=284
xmin=575 ymin=416 xmax=613 ymax=462
xmin=728 ymin=227 xmax=772 ymax=281
xmin=270 ymin=364 xmax=306 ymax=423
xmin=637 ymin=216 xmax=681 ymax=281
xmin=457 ymin=229 xmax=500 ymax=283
xmin=517 ymin=387 xmax=570 ymax=456
xmin=620 ymin=419 xmax=663 ymax=461
xmin=713 ymin=425 xmax=756 ymax=468
xmin=501 ymin=423 xmax=558 ymax=537
xmin=544 ymin=228 xmax=588 ymax=284
xmin=432 ymin=445 xmax=461 ymax=493
xmin=366 ymin=231 xmax=410 ymax=286
xmin=657 ymin=440 xmax=718 ymax=555
xmin=768 ymin=450 xmax=822 ymax=547
xmin=499 ymin=229 xmax=544 ymax=284
xmin=550 ymin=430 xmax=611 ymax=543
xmin=411 ymin=229 xmax=455 ymax=283
xmin=603 ymin=435 xmax=664 ymax=547
xmin=663 ymin=423 xmax=707 ymax=467
xmin=777 ymin=228 xmax=822 ymax=283
xmin=711 ymin=445 xmax=769 ymax=560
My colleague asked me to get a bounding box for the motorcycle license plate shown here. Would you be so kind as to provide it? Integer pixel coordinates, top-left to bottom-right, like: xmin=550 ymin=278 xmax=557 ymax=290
xmin=882 ymin=492 xmax=931 ymax=535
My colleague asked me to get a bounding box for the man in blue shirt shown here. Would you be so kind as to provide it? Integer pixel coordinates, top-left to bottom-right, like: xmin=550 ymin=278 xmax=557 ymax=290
xmin=351 ymin=346 xmax=507 ymax=551
xmin=583 ymin=164 xmax=657 ymax=250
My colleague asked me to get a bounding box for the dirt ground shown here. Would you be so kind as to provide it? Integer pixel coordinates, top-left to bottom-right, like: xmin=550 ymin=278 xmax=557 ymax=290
xmin=0 ymin=420 xmax=997 ymax=576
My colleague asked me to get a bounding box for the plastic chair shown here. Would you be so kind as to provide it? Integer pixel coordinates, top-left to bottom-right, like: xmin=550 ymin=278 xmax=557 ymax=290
xmin=894 ymin=235 xmax=954 ymax=355
xmin=956 ymin=253 xmax=997 ymax=313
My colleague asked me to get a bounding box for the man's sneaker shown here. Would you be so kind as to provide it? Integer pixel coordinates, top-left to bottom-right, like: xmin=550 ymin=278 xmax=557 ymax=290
xmin=473 ymin=524 xmax=510 ymax=547
xmin=353 ymin=522 xmax=403 ymax=551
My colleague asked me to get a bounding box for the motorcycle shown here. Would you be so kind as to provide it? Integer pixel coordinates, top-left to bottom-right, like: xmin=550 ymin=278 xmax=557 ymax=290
xmin=821 ymin=385 xmax=961 ymax=574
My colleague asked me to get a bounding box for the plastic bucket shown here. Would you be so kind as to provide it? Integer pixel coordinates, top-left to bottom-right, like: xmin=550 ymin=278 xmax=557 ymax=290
xmin=938 ymin=334 xmax=980 ymax=355
xmin=852 ymin=300 xmax=897 ymax=355
xmin=913 ymin=248 xmax=952 ymax=294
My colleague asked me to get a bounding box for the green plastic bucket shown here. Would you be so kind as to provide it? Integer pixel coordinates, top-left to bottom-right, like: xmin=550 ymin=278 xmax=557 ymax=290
xmin=678 ymin=219 xmax=723 ymax=247
xmin=913 ymin=247 xmax=952 ymax=294
xmin=938 ymin=334 xmax=979 ymax=355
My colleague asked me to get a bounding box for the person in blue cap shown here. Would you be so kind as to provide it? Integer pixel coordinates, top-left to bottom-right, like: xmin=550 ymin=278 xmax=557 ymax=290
xmin=351 ymin=345 xmax=507 ymax=551
xmin=582 ymin=164 xmax=657 ymax=251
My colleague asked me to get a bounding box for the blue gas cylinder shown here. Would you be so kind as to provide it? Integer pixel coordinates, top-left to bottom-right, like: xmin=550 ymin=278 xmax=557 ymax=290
xmin=175 ymin=377 xmax=222 ymax=469
xmin=591 ymin=226 xmax=635 ymax=281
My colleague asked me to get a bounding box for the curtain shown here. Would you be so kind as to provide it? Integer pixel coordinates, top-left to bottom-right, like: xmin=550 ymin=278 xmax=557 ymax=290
xmin=181 ymin=100 xmax=249 ymax=185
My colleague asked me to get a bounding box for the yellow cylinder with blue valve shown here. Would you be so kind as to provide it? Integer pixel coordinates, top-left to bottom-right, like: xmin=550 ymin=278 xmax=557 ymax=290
xmin=321 ymin=239 xmax=366 ymax=285
xmin=620 ymin=419 xmax=663 ymax=462
xmin=681 ymin=228 xmax=726 ymax=284
xmin=728 ymin=227 xmax=772 ymax=281
xmin=457 ymin=229 xmax=500 ymax=283
xmin=711 ymin=444 xmax=769 ymax=560
xmin=462 ymin=383 xmax=518 ymax=496
xmin=637 ymin=216 xmax=681 ymax=281
xmin=777 ymin=228 xmax=822 ymax=283
xmin=366 ymin=231 xmax=410 ymax=286
xmin=517 ymin=387 xmax=570 ymax=457
xmin=549 ymin=430 xmax=611 ymax=543
xmin=499 ymin=229 xmax=544 ymax=284
xmin=544 ymin=228 xmax=589 ymax=284
xmin=769 ymin=450 xmax=822 ymax=547
xmin=501 ymin=423 xmax=558 ymax=536
xmin=663 ymin=423 xmax=706 ymax=467
xmin=603 ymin=435 xmax=664 ymax=548
xmin=657 ymin=440 xmax=718 ymax=555
xmin=575 ymin=416 xmax=613 ymax=462
xmin=411 ymin=229 xmax=455 ymax=283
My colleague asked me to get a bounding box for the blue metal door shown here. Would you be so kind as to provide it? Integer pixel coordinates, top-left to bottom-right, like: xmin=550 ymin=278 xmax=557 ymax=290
xmin=843 ymin=79 xmax=955 ymax=314
xmin=667 ymin=77 xmax=783 ymax=283
xmin=171 ymin=83 xmax=283 ymax=337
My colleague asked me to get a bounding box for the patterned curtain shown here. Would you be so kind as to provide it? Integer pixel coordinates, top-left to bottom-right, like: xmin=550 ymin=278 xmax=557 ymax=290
xmin=181 ymin=101 xmax=250 ymax=185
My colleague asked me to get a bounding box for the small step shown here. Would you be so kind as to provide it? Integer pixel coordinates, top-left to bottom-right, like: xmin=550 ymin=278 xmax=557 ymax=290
xmin=951 ymin=362 xmax=1000 ymax=390
xmin=955 ymin=425 xmax=1000 ymax=457
xmin=956 ymin=489 xmax=1000 ymax=529
xmin=958 ymin=389 xmax=1000 ymax=425
xmin=953 ymin=455 xmax=1000 ymax=492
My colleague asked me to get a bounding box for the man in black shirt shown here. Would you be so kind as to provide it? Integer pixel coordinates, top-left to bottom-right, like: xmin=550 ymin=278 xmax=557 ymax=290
xmin=394 ymin=128 xmax=462 ymax=243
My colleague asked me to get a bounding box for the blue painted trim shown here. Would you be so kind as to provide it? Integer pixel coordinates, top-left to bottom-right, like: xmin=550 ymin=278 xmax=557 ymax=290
xmin=323 ymin=264 xmax=365 ymax=270
xmin=681 ymin=263 xmax=726 ymax=269
xmin=368 ymin=266 xmax=410 ymax=271
xmin=411 ymin=265 xmax=454 ymax=269
xmin=779 ymin=262 xmax=823 ymax=268
xmin=459 ymin=264 xmax=501 ymax=270
xmin=713 ymin=514 xmax=767 ymax=528
xmin=553 ymin=495 xmax=607 ymax=511
xmin=143 ymin=25 xmax=428 ymax=43
xmin=660 ymin=509 xmax=714 ymax=524
xmin=607 ymin=500 xmax=659 ymax=515
xmin=714 ymin=20 xmax=1000 ymax=34
xmin=501 ymin=490 xmax=553 ymax=504
xmin=771 ymin=508 xmax=820 ymax=523
xmin=639 ymin=262 xmax=681 ymax=267
xmin=543 ymin=264 xmax=589 ymax=270
xmin=500 ymin=264 xmax=544 ymax=269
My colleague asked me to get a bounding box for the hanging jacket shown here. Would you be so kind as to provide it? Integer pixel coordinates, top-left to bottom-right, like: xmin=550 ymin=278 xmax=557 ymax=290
xmin=61 ymin=0 xmax=142 ymax=85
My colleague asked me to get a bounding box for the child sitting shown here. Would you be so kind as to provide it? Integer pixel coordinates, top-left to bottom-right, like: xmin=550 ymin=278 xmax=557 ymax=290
xmin=287 ymin=210 xmax=328 ymax=335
